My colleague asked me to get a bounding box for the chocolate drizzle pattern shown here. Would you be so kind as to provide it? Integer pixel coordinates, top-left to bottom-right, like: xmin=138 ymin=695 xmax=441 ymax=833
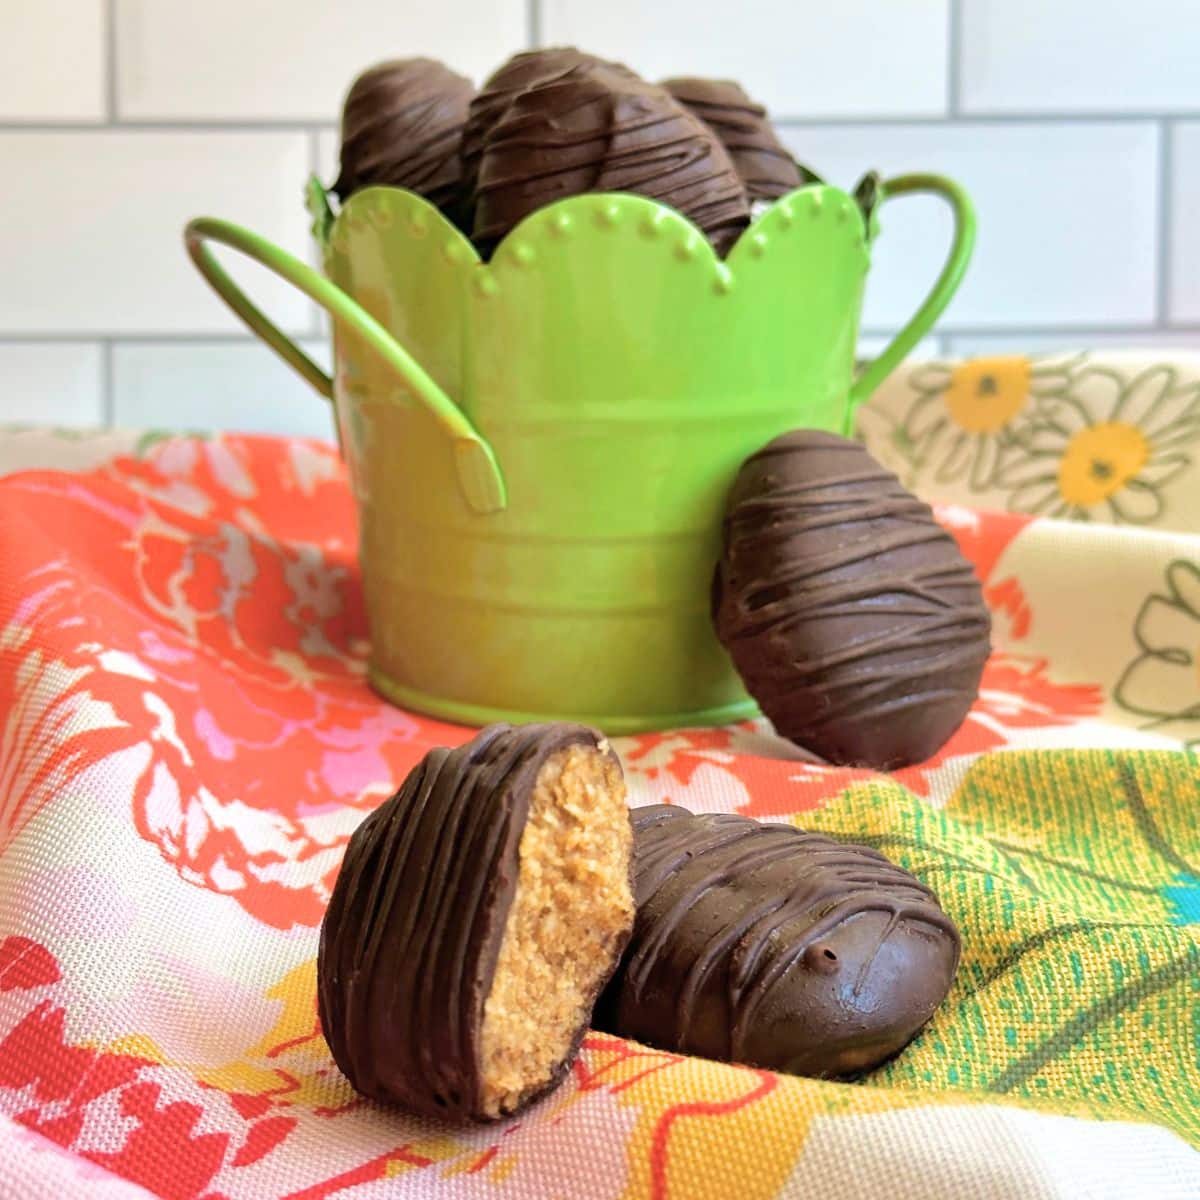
xmin=333 ymin=57 xmax=474 ymax=213
xmin=713 ymin=430 xmax=992 ymax=768
xmin=318 ymin=722 xmax=616 ymax=1121
xmin=473 ymin=64 xmax=750 ymax=254
xmin=460 ymin=48 xmax=618 ymax=207
xmin=662 ymin=76 xmax=809 ymax=201
xmin=600 ymin=805 xmax=960 ymax=1077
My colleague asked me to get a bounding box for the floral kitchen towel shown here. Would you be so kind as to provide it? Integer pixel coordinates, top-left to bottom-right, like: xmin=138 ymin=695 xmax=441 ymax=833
xmin=859 ymin=349 xmax=1200 ymax=531
xmin=0 ymin=353 xmax=1198 ymax=1199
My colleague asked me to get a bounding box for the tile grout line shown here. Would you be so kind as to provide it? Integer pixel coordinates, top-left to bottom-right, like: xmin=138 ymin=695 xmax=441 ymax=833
xmin=776 ymin=112 xmax=1172 ymax=128
xmin=104 ymin=0 xmax=119 ymax=122
xmin=0 ymin=115 xmax=1189 ymax=133
xmin=946 ymin=0 xmax=962 ymax=116
xmin=1157 ymin=119 xmax=1173 ymax=328
xmin=0 ymin=332 xmax=319 ymax=345
xmin=528 ymin=0 xmax=542 ymax=46
xmin=0 ymin=326 xmax=1196 ymax=347
xmin=0 ymin=120 xmax=341 ymax=133
xmin=856 ymin=321 xmax=1200 ymax=337
xmin=101 ymin=339 xmax=115 ymax=428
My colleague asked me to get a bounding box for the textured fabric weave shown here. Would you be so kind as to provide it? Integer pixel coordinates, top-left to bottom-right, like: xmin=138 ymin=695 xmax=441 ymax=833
xmin=1 ymin=352 xmax=1199 ymax=1198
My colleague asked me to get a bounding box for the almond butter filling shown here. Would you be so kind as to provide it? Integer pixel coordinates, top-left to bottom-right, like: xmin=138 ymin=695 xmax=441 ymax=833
xmin=478 ymin=744 xmax=633 ymax=1116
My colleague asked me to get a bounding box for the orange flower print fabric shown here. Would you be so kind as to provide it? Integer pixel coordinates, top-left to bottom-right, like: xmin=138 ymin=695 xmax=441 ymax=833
xmin=0 ymin=413 xmax=1198 ymax=1200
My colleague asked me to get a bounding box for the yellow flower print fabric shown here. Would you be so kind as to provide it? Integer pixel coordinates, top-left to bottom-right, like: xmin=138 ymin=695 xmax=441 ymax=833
xmin=860 ymin=351 xmax=1200 ymax=530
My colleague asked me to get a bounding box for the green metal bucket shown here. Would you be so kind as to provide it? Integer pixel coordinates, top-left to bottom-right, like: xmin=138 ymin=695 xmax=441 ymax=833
xmin=184 ymin=175 xmax=974 ymax=732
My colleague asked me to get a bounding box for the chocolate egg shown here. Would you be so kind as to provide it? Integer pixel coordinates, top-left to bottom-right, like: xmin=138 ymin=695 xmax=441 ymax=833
xmin=598 ymin=804 xmax=961 ymax=1078
xmin=662 ymin=76 xmax=811 ymax=203
xmin=318 ymin=723 xmax=635 ymax=1122
xmin=713 ymin=430 xmax=991 ymax=768
xmin=473 ymin=63 xmax=750 ymax=255
xmin=460 ymin=48 xmax=627 ymax=206
xmin=333 ymin=57 xmax=474 ymax=215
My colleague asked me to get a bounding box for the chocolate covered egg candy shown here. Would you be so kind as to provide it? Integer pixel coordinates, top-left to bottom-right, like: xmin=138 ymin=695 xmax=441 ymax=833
xmin=460 ymin=47 xmax=631 ymax=204
xmin=473 ymin=63 xmax=750 ymax=254
xmin=318 ymin=723 xmax=634 ymax=1122
xmin=598 ymin=804 xmax=961 ymax=1077
xmin=662 ymin=76 xmax=811 ymax=203
xmin=333 ymin=57 xmax=474 ymax=215
xmin=713 ymin=430 xmax=992 ymax=769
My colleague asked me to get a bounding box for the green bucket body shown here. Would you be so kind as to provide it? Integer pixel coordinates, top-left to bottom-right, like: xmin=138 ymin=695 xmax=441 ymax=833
xmin=324 ymin=187 xmax=872 ymax=732
xmin=184 ymin=175 xmax=973 ymax=732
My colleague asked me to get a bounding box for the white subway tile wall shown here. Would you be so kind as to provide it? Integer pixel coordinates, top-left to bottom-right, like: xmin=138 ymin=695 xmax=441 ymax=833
xmin=0 ymin=1 xmax=108 ymax=122
xmin=0 ymin=344 xmax=104 ymax=426
xmin=0 ymin=132 xmax=313 ymax=335
xmin=782 ymin=122 xmax=1160 ymax=329
xmin=1169 ymin=123 xmax=1200 ymax=323
xmin=539 ymin=0 xmax=951 ymax=118
xmin=111 ymin=341 xmax=335 ymax=437
xmin=959 ymin=1 xmax=1200 ymax=114
xmin=114 ymin=0 xmax=526 ymax=119
xmin=0 ymin=0 xmax=1196 ymax=434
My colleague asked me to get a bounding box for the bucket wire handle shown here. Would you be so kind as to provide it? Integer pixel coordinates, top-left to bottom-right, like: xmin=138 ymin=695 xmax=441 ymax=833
xmin=845 ymin=173 xmax=976 ymax=434
xmin=183 ymin=217 xmax=506 ymax=515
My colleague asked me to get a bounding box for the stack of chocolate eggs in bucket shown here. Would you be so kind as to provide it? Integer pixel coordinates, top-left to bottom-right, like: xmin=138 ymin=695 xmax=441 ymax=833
xmin=314 ymin=48 xmax=988 ymax=768
xmin=185 ymin=46 xmax=986 ymax=1123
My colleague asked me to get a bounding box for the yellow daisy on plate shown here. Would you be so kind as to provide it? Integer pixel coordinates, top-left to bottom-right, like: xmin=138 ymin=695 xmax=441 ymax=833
xmin=997 ymin=364 xmax=1200 ymax=524
xmin=891 ymin=354 xmax=1077 ymax=491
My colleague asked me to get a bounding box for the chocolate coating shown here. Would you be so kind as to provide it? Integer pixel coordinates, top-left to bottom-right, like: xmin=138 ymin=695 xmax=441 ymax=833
xmin=662 ymin=77 xmax=810 ymax=202
xmin=333 ymin=57 xmax=474 ymax=214
xmin=599 ymin=804 xmax=960 ymax=1077
xmin=318 ymin=722 xmax=623 ymax=1122
xmin=713 ymin=431 xmax=992 ymax=768
xmin=473 ymin=64 xmax=750 ymax=254
xmin=460 ymin=48 xmax=624 ymax=205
